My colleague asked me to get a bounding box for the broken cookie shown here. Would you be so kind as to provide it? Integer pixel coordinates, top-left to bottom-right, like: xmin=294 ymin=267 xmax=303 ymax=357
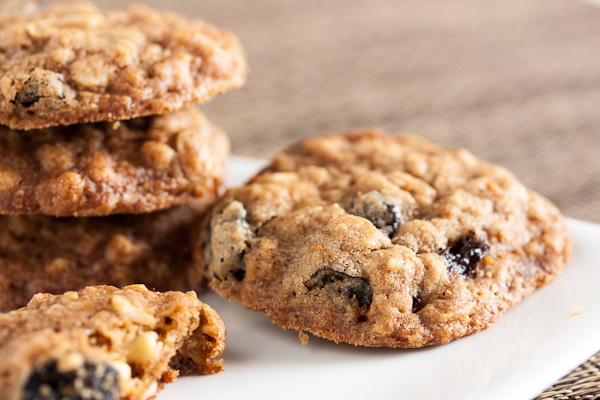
xmin=0 ymin=285 xmax=226 ymax=400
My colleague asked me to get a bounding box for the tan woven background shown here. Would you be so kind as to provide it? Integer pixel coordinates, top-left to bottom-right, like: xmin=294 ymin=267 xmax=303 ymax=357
xmin=102 ymin=0 xmax=600 ymax=226
xmin=103 ymin=0 xmax=599 ymax=398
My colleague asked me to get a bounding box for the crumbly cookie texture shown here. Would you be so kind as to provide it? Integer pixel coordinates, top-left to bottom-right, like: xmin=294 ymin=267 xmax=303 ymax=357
xmin=0 ymin=1 xmax=247 ymax=130
xmin=0 ymin=107 xmax=229 ymax=216
xmin=0 ymin=203 xmax=211 ymax=311
xmin=199 ymin=130 xmax=572 ymax=348
xmin=0 ymin=285 xmax=226 ymax=400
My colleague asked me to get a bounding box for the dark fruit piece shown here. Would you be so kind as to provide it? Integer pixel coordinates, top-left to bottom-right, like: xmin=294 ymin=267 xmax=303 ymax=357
xmin=14 ymin=81 xmax=41 ymax=108
xmin=442 ymin=230 xmax=490 ymax=277
xmin=12 ymin=79 xmax=65 ymax=108
xmin=348 ymin=190 xmax=402 ymax=237
xmin=23 ymin=360 xmax=120 ymax=400
xmin=232 ymin=263 xmax=246 ymax=281
xmin=306 ymin=267 xmax=373 ymax=308
xmin=412 ymin=295 xmax=423 ymax=313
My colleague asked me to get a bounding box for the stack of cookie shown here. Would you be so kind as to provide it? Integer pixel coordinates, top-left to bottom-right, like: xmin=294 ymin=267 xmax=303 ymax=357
xmin=0 ymin=1 xmax=247 ymax=310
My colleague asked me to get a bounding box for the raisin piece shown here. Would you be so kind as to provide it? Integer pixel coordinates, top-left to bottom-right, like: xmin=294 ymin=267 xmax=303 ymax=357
xmin=348 ymin=190 xmax=402 ymax=237
xmin=412 ymin=295 xmax=423 ymax=313
xmin=442 ymin=230 xmax=490 ymax=277
xmin=23 ymin=360 xmax=120 ymax=400
xmin=232 ymin=265 xmax=246 ymax=281
xmin=306 ymin=267 xmax=373 ymax=308
xmin=14 ymin=81 xmax=41 ymax=108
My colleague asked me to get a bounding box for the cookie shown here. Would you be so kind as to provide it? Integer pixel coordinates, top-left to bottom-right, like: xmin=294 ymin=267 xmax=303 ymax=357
xmin=0 ymin=285 xmax=226 ymax=400
xmin=0 ymin=1 xmax=247 ymax=130
xmin=199 ymin=130 xmax=572 ymax=348
xmin=0 ymin=107 xmax=229 ymax=216
xmin=0 ymin=203 xmax=213 ymax=311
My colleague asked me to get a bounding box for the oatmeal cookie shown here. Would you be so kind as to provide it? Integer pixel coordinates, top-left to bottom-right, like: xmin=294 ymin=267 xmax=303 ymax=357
xmin=0 ymin=203 xmax=211 ymax=311
xmin=198 ymin=130 xmax=571 ymax=348
xmin=0 ymin=107 xmax=229 ymax=216
xmin=0 ymin=1 xmax=247 ymax=130
xmin=0 ymin=285 xmax=226 ymax=400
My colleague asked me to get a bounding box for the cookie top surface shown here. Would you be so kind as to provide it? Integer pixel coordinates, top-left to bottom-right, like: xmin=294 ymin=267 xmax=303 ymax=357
xmin=0 ymin=1 xmax=247 ymax=130
xmin=0 ymin=107 xmax=229 ymax=216
xmin=200 ymin=130 xmax=572 ymax=348
xmin=0 ymin=203 xmax=209 ymax=311
xmin=0 ymin=284 xmax=226 ymax=400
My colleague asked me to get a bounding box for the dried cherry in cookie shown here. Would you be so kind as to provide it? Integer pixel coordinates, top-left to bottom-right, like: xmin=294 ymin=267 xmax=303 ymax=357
xmin=200 ymin=130 xmax=571 ymax=348
xmin=442 ymin=230 xmax=490 ymax=277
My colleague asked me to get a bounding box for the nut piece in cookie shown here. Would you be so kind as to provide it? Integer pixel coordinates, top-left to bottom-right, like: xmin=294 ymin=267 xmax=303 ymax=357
xmin=0 ymin=107 xmax=229 ymax=216
xmin=199 ymin=130 xmax=572 ymax=348
xmin=0 ymin=1 xmax=247 ymax=130
xmin=0 ymin=285 xmax=226 ymax=400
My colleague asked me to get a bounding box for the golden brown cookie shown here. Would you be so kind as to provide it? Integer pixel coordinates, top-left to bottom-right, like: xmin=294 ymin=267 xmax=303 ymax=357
xmin=0 ymin=203 xmax=212 ymax=311
xmin=0 ymin=107 xmax=229 ymax=216
xmin=198 ymin=130 xmax=572 ymax=348
xmin=0 ymin=1 xmax=247 ymax=130
xmin=0 ymin=285 xmax=226 ymax=400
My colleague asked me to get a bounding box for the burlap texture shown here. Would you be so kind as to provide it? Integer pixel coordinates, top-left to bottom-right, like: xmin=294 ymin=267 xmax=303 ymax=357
xmin=95 ymin=0 xmax=600 ymax=397
xmin=102 ymin=0 xmax=600 ymax=226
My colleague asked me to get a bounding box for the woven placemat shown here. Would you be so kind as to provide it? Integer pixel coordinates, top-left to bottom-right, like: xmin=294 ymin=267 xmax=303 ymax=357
xmin=536 ymin=353 xmax=600 ymax=400
xmin=105 ymin=0 xmax=600 ymax=227
xmin=102 ymin=0 xmax=600 ymax=398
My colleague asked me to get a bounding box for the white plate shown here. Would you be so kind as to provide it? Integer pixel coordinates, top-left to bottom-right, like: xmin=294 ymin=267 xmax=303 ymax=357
xmin=159 ymin=155 xmax=600 ymax=400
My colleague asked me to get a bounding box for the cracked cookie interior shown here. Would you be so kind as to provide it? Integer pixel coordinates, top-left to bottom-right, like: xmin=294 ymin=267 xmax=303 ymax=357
xmin=0 ymin=285 xmax=226 ymax=400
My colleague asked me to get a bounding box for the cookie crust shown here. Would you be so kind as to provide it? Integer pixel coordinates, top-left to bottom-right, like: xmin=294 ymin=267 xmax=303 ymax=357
xmin=0 ymin=285 xmax=226 ymax=400
xmin=0 ymin=203 xmax=211 ymax=311
xmin=0 ymin=107 xmax=229 ymax=217
xmin=200 ymin=130 xmax=572 ymax=348
xmin=0 ymin=1 xmax=247 ymax=130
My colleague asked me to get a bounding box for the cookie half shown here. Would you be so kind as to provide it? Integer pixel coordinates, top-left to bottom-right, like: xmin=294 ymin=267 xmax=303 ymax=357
xmin=0 ymin=107 xmax=229 ymax=216
xmin=0 ymin=1 xmax=247 ymax=130
xmin=0 ymin=203 xmax=211 ymax=311
xmin=0 ymin=285 xmax=225 ymax=400
xmin=199 ymin=130 xmax=572 ymax=348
